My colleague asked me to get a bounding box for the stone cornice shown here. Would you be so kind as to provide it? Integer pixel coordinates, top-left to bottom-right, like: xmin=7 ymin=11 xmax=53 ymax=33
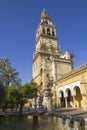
xmin=32 ymin=74 xmax=40 ymax=81
xmin=40 ymin=22 xmax=56 ymax=28
xmin=36 ymin=34 xmax=57 ymax=45
xmin=54 ymin=58 xmax=72 ymax=64
xmin=33 ymin=51 xmax=73 ymax=64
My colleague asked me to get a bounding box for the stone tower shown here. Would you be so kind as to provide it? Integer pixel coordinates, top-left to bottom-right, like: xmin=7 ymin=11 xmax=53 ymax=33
xmin=32 ymin=9 xmax=73 ymax=94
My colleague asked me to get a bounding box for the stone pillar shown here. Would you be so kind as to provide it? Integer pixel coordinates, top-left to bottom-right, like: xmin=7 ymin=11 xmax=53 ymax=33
xmin=59 ymin=98 xmax=61 ymax=108
xmin=43 ymin=88 xmax=52 ymax=112
xmin=82 ymin=93 xmax=87 ymax=110
xmin=65 ymin=97 xmax=67 ymax=108
xmin=73 ymin=96 xmax=76 ymax=108
xmin=37 ymin=96 xmax=43 ymax=108
xmin=75 ymin=121 xmax=80 ymax=130
xmin=80 ymin=82 xmax=87 ymax=110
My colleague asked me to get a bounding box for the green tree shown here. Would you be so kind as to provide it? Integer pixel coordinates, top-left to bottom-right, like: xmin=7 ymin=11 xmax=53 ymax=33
xmin=0 ymin=82 xmax=5 ymax=107
xmin=7 ymin=84 xmax=19 ymax=110
xmin=0 ymin=58 xmax=21 ymax=111
xmin=7 ymin=85 xmax=19 ymax=103
xmin=0 ymin=58 xmax=21 ymax=88
xmin=7 ymin=84 xmax=25 ymax=112
xmin=23 ymin=82 xmax=39 ymax=99
xmin=18 ymin=86 xmax=27 ymax=113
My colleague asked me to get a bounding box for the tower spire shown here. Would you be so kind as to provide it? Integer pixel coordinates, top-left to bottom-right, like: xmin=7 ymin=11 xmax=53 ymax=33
xmin=40 ymin=9 xmax=51 ymax=24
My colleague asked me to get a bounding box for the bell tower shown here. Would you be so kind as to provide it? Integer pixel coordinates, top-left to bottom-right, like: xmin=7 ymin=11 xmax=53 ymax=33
xmin=32 ymin=9 xmax=73 ymax=93
xmin=35 ymin=9 xmax=60 ymax=55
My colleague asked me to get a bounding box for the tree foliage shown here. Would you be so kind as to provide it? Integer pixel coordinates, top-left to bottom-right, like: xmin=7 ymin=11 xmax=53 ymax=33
xmin=22 ymin=82 xmax=39 ymax=99
xmin=0 ymin=58 xmax=21 ymax=88
xmin=0 ymin=58 xmax=21 ymax=109
xmin=7 ymin=84 xmax=20 ymax=104
xmin=0 ymin=58 xmax=39 ymax=112
xmin=0 ymin=82 xmax=5 ymax=105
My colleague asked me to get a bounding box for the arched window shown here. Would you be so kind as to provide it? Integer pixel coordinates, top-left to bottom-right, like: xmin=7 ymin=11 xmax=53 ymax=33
xmin=52 ymin=29 xmax=55 ymax=36
xmin=47 ymin=28 xmax=50 ymax=35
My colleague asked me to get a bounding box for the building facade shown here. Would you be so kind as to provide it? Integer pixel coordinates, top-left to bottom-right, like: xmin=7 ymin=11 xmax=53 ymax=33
xmin=55 ymin=64 xmax=87 ymax=110
xmin=32 ymin=9 xmax=87 ymax=110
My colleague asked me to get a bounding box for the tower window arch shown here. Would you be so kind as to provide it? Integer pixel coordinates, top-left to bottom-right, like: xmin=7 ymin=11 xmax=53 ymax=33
xmin=47 ymin=28 xmax=50 ymax=35
xmin=52 ymin=29 xmax=55 ymax=36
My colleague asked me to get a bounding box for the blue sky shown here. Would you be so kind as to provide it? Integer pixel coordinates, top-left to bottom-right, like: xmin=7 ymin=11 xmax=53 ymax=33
xmin=0 ymin=0 xmax=87 ymax=84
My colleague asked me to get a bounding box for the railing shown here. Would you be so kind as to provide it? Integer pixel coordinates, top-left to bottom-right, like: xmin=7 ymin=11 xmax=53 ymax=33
xmin=0 ymin=107 xmax=46 ymax=116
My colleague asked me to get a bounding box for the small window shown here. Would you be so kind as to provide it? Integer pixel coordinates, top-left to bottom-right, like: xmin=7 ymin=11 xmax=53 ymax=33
xmin=40 ymin=82 xmax=43 ymax=86
xmin=47 ymin=74 xmax=49 ymax=78
xmin=42 ymin=28 xmax=45 ymax=34
xmin=40 ymin=68 xmax=43 ymax=76
xmin=52 ymin=31 xmax=55 ymax=36
xmin=45 ymin=21 xmax=48 ymax=24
